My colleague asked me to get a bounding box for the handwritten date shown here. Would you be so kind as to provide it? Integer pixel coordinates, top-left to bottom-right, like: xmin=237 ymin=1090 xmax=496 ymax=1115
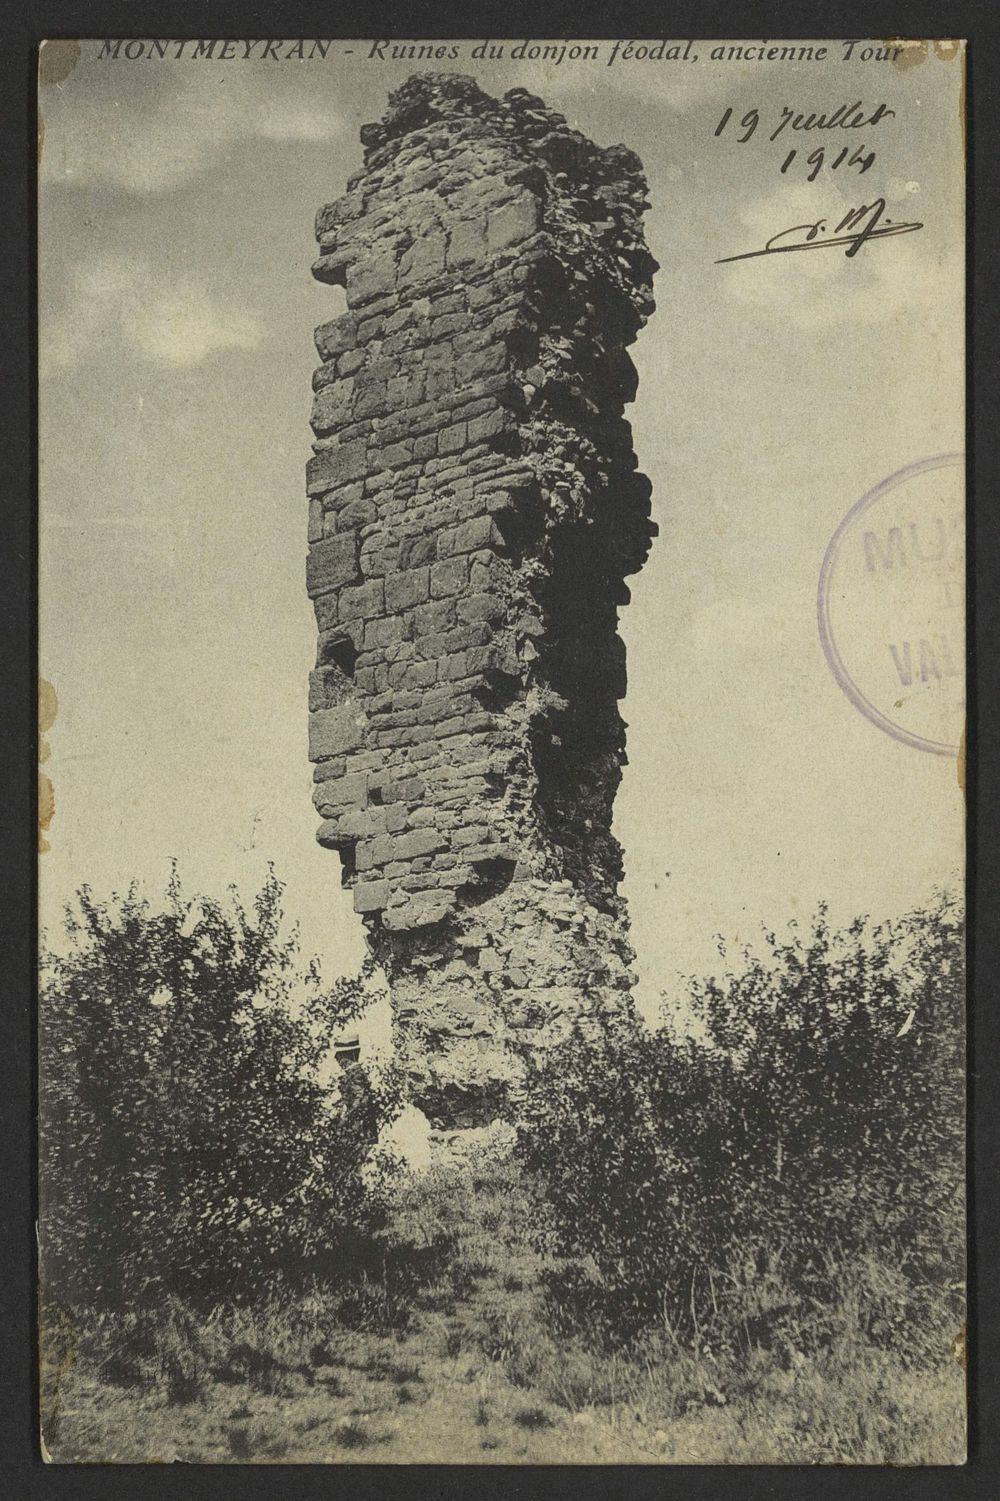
xmin=715 ymin=99 xmax=895 ymax=179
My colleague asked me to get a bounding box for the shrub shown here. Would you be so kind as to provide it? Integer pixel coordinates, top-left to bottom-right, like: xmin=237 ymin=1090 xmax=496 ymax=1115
xmin=515 ymin=890 xmax=965 ymax=1357
xmin=39 ymin=867 xmax=400 ymax=1309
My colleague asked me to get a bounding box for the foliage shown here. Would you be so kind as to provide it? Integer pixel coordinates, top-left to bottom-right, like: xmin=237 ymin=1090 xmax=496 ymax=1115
xmin=45 ymin=1156 xmax=965 ymax=1464
xmin=515 ymin=890 xmax=965 ymax=1356
xmin=39 ymin=867 xmax=400 ymax=1308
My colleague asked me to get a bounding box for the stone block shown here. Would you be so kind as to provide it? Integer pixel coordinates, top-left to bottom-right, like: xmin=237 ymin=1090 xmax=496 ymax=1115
xmin=338 ymin=578 xmax=385 ymax=620
xmin=385 ymin=566 xmax=430 ymax=612
xmin=467 ymin=408 xmax=511 ymax=446
xmin=309 ymin=703 xmax=367 ymax=761
xmin=430 ymin=557 xmax=469 ymax=599
xmin=312 ymin=754 xmax=347 ymax=783
xmin=441 ymin=516 xmax=499 ymax=557
xmin=312 ymin=250 xmax=353 ymax=286
xmin=487 ymin=193 xmax=540 ymax=253
xmin=353 ymin=878 xmax=390 ymax=913
xmin=315 ymin=192 xmax=363 ymax=238
xmin=357 ymin=832 xmax=395 ymax=871
xmin=316 ymin=819 xmax=349 ymax=849
xmin=447 ymin=217 xmax=487 ymax=267
xmin=430 ymin=312 xmax=465 ymax=339
xmin=398 ymin=534 xmax=437 ymax=570
xmin=310 ymin=378 xmax=356 ymax=433
xmin=424 ymin=367 xmax=455 ymax=402
xmin=384 ymin=801 xmax=409 ymax=833
xmin=315 ymin=314 xmax=358 ymax=360
xmin=456 ymin=344 xmax=508 ymax=383
xmin=438 ymin=421 xmax=468 ymax=456
xmin=456 ymin=592 xmax=504 ymax=625
xmin=313 ymin=770 xmax=369 ymax=814
xmin=338 ymin=347 xmax=365 ymax=377
xmin=349 ymin=253 xmax=398 ymax=304
xmin=405 ymin=660 xmax=438 ymax=688
xmin=336 ymin=806 xmax=389 ymax=840
xmin=353 ymin=383 xmax=391 ymax=420
xmin=308 ymin=666 xmax=353 ymax=712
xmin=437 ymin=653 xmax=467 ymax=681
xmin=391 ymin=439 xmax=420 ymax=468
xmin=337 ymin=496 xmax=378 ymax=530
xmin=365 ymin=615 xmax=405 ymax=649
xmin=394 ymin=826 xmax=447 ymax=861
xmin=399 ymin=231 xmax=447 ymax=283
xmin=465 ymin=842 xmax=518 ymax=867
xmin=383 ymin=892 xmax=454 ymax=930
xmin=413 ymin=599 xmax=456 ymax=636
xmin=307 ymin=440 xmax=367 ymax=495
xmin=306 ymin=533 xmax=361 ymax=597
xmin=356 ymin=312 xmax=385 ymax=345
xmin=452 ymin=823 xmax=491 ymax=848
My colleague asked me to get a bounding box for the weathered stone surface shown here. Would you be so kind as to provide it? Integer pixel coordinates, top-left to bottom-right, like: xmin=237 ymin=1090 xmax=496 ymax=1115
xmin=308 ymin=702 xmax=367 ymax=760
xmin=306 ymin=533 xmax=361 ymax=597
xmin=487 ymin=193 xmax=540 ymax=252
xmin=307 ymin=73 xmax=657 ymax=1130
xmin=307 ymin=440 xmax=368 ymax=494
xmin=385 ymin=566 xmax=430 ymax=611
xmin=353 ymin=878 xmax=390 ymax=913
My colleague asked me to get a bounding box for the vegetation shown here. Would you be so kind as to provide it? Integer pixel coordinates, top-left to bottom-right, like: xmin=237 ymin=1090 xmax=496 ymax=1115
xmin=516 ymin=891 xmax=965 ymax=1363
xmin=39 ymin=867 xmax=400 ymax=1308
xmin=38 ymin=879 xmax=965 ymax=1463
xmin=40 ymin=1156 xmax=964 ymax=1464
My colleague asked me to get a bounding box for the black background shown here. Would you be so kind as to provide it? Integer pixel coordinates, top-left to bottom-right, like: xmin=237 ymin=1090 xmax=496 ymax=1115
xmin=4 ymin=2 xmax=996 ymax=1495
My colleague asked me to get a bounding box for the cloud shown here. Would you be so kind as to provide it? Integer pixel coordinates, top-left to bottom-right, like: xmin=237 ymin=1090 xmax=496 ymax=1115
xmin=40 ymin=64 xmax=345 ymax=196
xmin=128 ymin=290 xmax=261 ymax=366
xmin=39 ymin=43 xmax=737 ymax=202
xmin=41 ymin=251 xmax=264 ymax=374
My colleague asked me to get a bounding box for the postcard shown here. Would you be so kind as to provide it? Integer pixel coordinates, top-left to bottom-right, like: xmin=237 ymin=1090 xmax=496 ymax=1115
xmin=38 ymin=36 xmax=966 ymax=1463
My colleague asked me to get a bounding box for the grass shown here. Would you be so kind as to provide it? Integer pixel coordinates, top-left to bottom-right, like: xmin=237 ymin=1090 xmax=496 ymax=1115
xmin=40 ymin=1155 xmax=966 ymax=1465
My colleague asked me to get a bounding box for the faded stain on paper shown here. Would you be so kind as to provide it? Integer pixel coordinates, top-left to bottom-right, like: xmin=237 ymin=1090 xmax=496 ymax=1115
xmin=38 ymin=39 xmax=82 ymax=161
xmin=39 ymin=678 xmax=58 ymax=852
xmin=38 ymin=39 xmax=81 ymax=85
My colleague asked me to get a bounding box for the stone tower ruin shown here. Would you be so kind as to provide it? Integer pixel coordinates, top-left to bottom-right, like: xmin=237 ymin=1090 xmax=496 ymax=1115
xmin=306 ymin=74 xmax=657 ymax=1130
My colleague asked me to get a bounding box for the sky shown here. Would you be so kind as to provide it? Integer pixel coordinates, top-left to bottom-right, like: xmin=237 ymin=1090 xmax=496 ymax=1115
xmin=38 ymin=39 xmax=965 ymax=1020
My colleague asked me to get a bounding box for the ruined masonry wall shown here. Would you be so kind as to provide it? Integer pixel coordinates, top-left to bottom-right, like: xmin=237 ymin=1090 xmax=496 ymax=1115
xmin=307 ymin=74 xmax=657 ymax=1129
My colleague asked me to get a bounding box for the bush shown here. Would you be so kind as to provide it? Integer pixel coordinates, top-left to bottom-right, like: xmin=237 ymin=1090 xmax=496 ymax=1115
xmin=39 ymin=867 xmax=400 ymax=1308
xmin=515 ymin=890 xmax=965 ymax=1357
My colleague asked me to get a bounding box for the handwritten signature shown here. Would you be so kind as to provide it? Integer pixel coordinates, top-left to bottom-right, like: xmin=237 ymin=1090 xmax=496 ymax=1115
xmin=716 ymin=199 xmax=923 ymax=264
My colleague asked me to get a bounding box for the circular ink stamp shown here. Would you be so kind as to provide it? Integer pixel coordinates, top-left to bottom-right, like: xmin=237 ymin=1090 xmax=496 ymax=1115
xmin=818 ymin=453 xmax=964 ymax=756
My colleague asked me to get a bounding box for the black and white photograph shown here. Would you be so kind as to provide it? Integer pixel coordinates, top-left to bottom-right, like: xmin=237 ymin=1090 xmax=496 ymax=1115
xmin=36 ymin=35 xmax=966 ymax=1464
